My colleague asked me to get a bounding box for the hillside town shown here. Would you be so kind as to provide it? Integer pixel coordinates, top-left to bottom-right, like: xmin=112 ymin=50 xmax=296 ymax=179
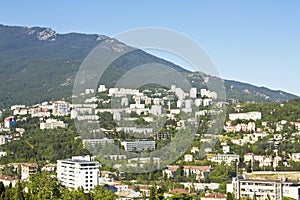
xmin=0 ymin=84 xmax=300 ymax=200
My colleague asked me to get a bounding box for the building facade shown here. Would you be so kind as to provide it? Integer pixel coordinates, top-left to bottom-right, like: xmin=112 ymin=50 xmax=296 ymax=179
xmin=228 ymin=178 xmax=282 ymax=200
xmin=57 ymin=156 xmax=100 ymax=192
xmin=121 ymin=140 xmax=155 ymax=152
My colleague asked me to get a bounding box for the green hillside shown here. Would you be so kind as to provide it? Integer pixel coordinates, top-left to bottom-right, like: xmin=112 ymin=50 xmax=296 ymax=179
xmin=0 ymin=24 xmax=297 ymax=108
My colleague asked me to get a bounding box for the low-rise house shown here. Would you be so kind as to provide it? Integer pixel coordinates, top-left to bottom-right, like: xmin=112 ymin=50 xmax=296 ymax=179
xmin=0 ymin=175 xmax=19 ymax=187
xmin=181 ymin=182 xmax=219 ymax=191
xmin=208 ymin=154 xmax=239 ymax=165
xmin=13 ymin=108 xmax=28 ymax=116
xmin=191 ymin=146 xmax=200 ymax=154
xmin=225 ymin=122 xmax=256 ymax=133
xmin=291 ymin=153 xmax=300 ymax=162
xmin=183 ymin=166 xmax=212 ymax=180
xmin=0 ymin=135 xmax=8 ymax=145
xmin=244 ymin=154 xmax=283 ymax=169
xmin=164 ymin=188 xmax=195 ymax=198
xmin=163 ymin=165 xmax=212 ymax=180
xmin=0 ymin=151 xmax=7 ymax=157
xmin=291 ymin=122 xmax=300 ymax=131
xmin=163 ymin=165 xmax=179 ymax=178
xmin=41 ymin=163 xmax=56 ymax=172
xmin=4 ymin=116 xmax=16 ymax=128
xmin=184 ymin=154 xmax=193 ymax=162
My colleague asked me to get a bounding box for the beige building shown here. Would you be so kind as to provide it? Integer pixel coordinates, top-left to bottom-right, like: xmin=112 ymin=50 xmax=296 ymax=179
xmin=21 ymin=163 xmax=38 ymax=181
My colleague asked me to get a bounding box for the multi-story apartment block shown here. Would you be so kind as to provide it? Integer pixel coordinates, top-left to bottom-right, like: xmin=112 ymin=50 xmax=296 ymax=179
xmin=227 ymin=178 xmax=300 ymax=200
xmin=82 ymin=138 xmax=114 ymax=148
xmin=57 ymin=156 xmax=100 ymax=192
xmin=121 ymin=140 xmax=155 ymax=152
xmin=52 ymin=101 xmax=70 ymax=116
xmin=229 ymin=112 xmax=262 ymax=121
xmin=40 ymin=118 xmax=67 ymax=130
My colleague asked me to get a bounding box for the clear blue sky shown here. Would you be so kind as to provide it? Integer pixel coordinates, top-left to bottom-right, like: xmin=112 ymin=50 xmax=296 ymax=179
xmin=1 ymin=0 xmax=300 ymax=95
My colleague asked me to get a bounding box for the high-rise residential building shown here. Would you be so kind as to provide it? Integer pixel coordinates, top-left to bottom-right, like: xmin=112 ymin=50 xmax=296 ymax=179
xmin=57 ymin=156 xmax=100 ymax=192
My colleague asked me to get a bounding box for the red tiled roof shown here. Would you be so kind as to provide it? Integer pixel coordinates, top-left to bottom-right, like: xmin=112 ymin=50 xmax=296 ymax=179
xmin=203 ymin=193 xmax=226 ymax=199
xmin=166 ymin=165 xmax=179 ymax=172
xmin=169 ymin=188 xmax=189 ymax=194
xmin=0 ymin=175 xmax=19 ymax=181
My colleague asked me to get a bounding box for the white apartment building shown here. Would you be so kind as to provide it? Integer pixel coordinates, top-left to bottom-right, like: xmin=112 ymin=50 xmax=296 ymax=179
xmin=189 ymin=88 xmax=197 ymax=98
xmin=200 ymin=89 xmax=217 ymax=99
xmin=150 ymin=105 xmax=162 ymax=116
xmin=121 ymin=140 xmax=155 ymax=152
xmin=209 ymin=154 xmax=239 ymax=165
xmin=229 ymin=112 xmax=262 ymax=121
xmin=108 ymin=88 xmax=141 ymax=97
xmin=82 ymin=138 xmax=114 ymax=148
xmin=227 ymin=178 xmax=300 ymax=200
xmin=40 ymin=118 xmax=67 ymax=130
xmin=228 ymin=178 xmax=282 ymax=200
xmin=57 ymin=156 xmax=100 ymax=192
xmin=116 ymin=127 xmax=153 ymax=135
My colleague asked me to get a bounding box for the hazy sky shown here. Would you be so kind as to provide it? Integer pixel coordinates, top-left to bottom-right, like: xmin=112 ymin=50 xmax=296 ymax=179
xmin=1 ymin=0 xmax=300 ymax=95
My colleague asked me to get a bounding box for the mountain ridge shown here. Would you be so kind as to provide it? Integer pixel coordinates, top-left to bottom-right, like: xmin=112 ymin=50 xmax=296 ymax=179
xmin=0 ymin=24 xmax=297 ymax=108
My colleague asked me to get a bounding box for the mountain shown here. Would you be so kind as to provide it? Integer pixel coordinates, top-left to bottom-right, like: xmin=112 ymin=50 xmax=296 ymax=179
xmin=0 ymin=24 xmax=297 ymax=108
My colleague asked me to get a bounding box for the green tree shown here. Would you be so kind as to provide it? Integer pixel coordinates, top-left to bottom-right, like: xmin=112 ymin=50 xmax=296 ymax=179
xmin=89 ymin=185 xmax=117 ymax=200
xmin=4 ymin=183 xmax=13 ymax=200
xmin=218 ymin=182 xmax=227 ymax=194
xmin=226 ymin=192 xmax=234 ymax=200
xmin=14 ymin=181 xmax=24 ymax=200
xmin=149 ymin=186 xmax=156 ymax=200
xmin=60 ymin=187 xmax=86 ymax=200
xmin=0 ymin=181 xmax=5 ymax=198
xmin=98 ymin=111 xmax=117 ymax=130
xmin=26 ymin=171 xmax=63 ymax=200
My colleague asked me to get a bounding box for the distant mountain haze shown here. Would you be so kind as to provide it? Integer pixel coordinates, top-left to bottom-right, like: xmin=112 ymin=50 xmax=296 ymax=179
xmin=0 ymin=24 xmax=297 ymax=108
